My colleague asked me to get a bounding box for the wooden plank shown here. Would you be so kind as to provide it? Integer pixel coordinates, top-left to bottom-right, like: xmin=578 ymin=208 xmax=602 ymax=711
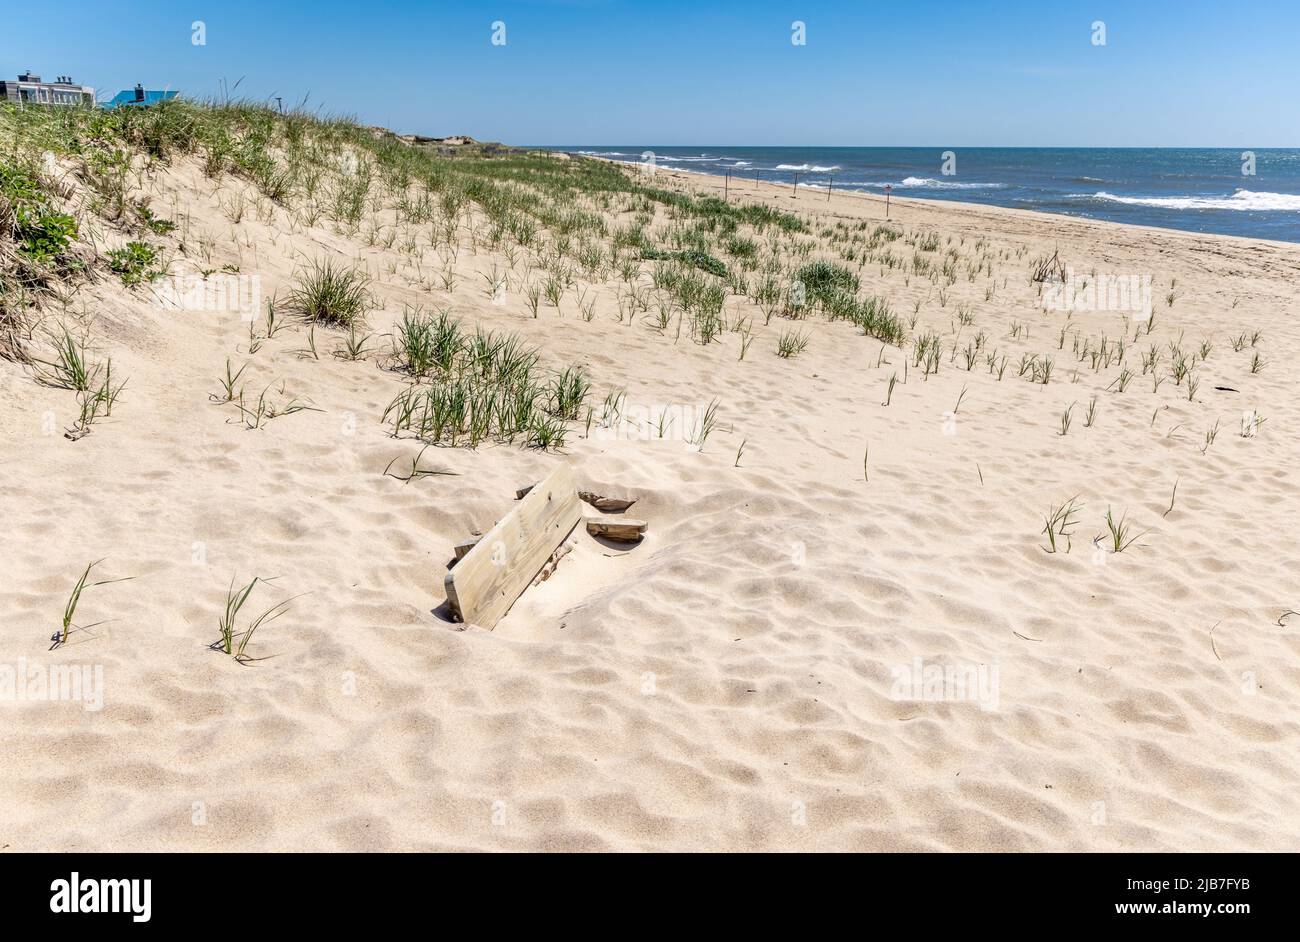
xmin=586 ymin=518 xmax=648 ymax=542
xmin=444 ymin=466 xmax=581 ymax=629
xmin=452 ymin=536 xmax=481 ymax=561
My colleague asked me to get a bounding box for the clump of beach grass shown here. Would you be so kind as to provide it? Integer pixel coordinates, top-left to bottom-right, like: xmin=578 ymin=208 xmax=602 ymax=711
xmin=1101 ymin=507 xmax=1147 ymax=553
xmin=1042 ymin=496 xmax=1082 ymax=553
xmin=687 ymin=397 xmax=722 ymax=452
xmin=284 ymin=258 xmax=371 ymax=329
xmin=776 ymin=329 xmax=809 ymax=358
xmin=381 ymin=316 xmax=585 ymax=451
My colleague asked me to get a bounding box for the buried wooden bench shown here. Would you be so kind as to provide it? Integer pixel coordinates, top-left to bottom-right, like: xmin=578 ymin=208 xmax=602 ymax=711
xmin=444 ymin=465 xmax=582 ymax=629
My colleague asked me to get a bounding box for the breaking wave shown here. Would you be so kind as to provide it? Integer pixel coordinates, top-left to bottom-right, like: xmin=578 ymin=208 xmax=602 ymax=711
xmin=1092 ymin=189 xmax=1300 ymax=211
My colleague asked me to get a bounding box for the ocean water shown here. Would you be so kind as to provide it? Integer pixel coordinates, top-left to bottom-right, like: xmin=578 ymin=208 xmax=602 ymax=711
xmin=551 ymin=147 xmax=1300 ymax=243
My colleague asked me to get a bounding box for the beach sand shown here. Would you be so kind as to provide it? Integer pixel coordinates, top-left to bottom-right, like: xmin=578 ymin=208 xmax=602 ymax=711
xmin=3 ymin=154 xmax=1299 ymax=852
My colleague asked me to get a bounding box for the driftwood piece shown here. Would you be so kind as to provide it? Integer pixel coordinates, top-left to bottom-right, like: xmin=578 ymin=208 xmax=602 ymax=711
xmin=586 ymin=518 xmax=648 ymax=542
xmin=518 ymin=482 xmax=637 ymax=513
xmin=579 ymin=491 xmax=638 ymax=512
xmin=446 ymin=466 xmax=582 ymax=628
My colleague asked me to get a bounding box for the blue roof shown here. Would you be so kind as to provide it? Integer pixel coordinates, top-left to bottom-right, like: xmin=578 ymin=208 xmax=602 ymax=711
xmin=103 ymin=89 xmax=179 ymax=109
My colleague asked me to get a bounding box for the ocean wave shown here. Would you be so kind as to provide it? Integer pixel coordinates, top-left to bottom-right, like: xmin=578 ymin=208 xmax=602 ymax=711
xmin=898 ymin=177 xmax=1005 ymax=190
xmin=1092 ymin=189 xmax=1300 ymax=211
xmin=774 ymin=163 xmax=841 ymax=172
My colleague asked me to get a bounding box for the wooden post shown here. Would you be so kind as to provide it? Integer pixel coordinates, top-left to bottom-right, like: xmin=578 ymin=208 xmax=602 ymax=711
xmin=827 ymin=174 xmax=833 ymax=202
xmin=885 ymin=184 xmax=892 ymax=219
xmin=724 ymin=171 xmax=729 ymax=201
xmin=792 ymin=171 xmax=799 ymax=197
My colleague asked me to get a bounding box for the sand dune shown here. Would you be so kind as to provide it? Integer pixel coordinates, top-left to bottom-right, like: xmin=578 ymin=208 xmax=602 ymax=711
xmin=3 ymin=140 xmax=1299 ymax=852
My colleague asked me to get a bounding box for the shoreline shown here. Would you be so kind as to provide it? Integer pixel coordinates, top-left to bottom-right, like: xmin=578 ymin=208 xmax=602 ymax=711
xmin=575 ymin=154 xmax=1300 ymax=252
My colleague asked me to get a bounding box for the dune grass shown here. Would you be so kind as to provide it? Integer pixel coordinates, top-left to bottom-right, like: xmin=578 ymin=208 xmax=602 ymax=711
xmin=214 ymin=576 xmax=294 ymax=664
xmin=1042 ymin=497 xmax=1082 ymax=554
xmin=382 ymin=314 xmax=586 ymax=451
xmin=285 ymin=259 xmax=371 ymax=329
xmin=53 ymin=560 xmax=133 ymax=648
xmin=1102 ymin=507 xmax=1147 ymax=553
xmin=776 ymin=329 xmax=809 ymax=358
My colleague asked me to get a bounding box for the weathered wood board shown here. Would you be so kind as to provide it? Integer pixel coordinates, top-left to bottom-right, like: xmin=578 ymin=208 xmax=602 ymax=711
xmin=444 ymin=466 xmax=581 ymax=629
xmin=586 ymin=518 xmax=648 ymax=542
xmin=452 ymin=537 xmax=481 ymax=561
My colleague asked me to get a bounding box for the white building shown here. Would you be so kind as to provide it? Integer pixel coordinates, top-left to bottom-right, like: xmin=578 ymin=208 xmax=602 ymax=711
xmin=0 ymin=73 xmax=95 ymax=106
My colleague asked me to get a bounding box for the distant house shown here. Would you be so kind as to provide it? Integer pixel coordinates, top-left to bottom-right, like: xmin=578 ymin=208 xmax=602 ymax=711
xmin=0 ymin=72 xmax=94 ymax=106
xmin=103 ymin=84 xmax=179 ymax=109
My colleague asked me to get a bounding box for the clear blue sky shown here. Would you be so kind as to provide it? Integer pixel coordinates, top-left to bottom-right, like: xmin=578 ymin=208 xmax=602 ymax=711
xmin=3 ymin=0 xmax=1297 ymax=146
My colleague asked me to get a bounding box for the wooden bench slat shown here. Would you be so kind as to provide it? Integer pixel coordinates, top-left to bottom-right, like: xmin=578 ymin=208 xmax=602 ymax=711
xmin=445 ymin=466 xmax=581 ymax=628
xmin=585 ymin=518 xmax=648 ymax=542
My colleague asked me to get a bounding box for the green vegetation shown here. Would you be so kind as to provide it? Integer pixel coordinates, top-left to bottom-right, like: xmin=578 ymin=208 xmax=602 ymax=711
xmin=383 ymin=314 xmax=587 ymax=451
xmin=0 ymin=163 xmax=79 ymax=267
xmin=1102 ymin=507 xmax=1147 ymax=553
xmin=106 ymin=241 xmax=163 ymax=286
xmin=1042 ymin=496 xmax=1082 ymax=554
xmin=54 ymin=560 xmax=132 ymax=648
xmin=215 ymin=576 xmax=294 ymax=664
xmin=641 ymin=247 xmax=728 ymax=278
xmin=776 ymin=328 xmax=809 ymax=358
xmin=795 ymin=260 xmax=859 ymax=306
xmin=285 ymin=259 xmax=371 ymax=328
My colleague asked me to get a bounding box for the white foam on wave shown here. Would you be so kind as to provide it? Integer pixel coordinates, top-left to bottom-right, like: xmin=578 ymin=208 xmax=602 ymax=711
xmin=898 ymin=176 xmax=1005 ymax=190
xmin=774 ymin=163 xmax=841 ymax=172
xmin=1092 ymin=189 xmax=1300 ymax=211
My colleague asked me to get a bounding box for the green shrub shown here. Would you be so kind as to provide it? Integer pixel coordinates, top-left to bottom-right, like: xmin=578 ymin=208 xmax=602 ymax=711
xmin=641 ymin=248 xmax=728 ymax=278
xmin=0 ymin=164 xmax=79 ymax=266
xmin=106 ymin=241 xmax=163 ymax=286
xmin=137 ymin=205 xmax=176 ymax=235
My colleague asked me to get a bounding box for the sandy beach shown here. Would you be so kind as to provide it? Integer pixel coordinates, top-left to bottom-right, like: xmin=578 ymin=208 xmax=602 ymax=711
xmin=3 ymin=122 xmax=1299 ymax=853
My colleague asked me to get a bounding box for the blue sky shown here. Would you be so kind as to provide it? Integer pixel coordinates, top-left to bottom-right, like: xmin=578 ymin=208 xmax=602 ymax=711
xmin=3 ymin=0 xmax=1297 ymax=146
